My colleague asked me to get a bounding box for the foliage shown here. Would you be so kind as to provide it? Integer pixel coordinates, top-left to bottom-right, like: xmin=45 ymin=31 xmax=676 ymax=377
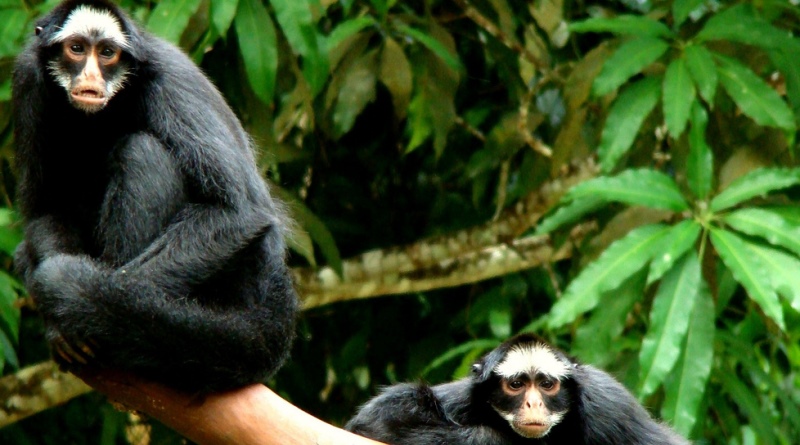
xmin=0 ymin=0 xmax=799 ymax=444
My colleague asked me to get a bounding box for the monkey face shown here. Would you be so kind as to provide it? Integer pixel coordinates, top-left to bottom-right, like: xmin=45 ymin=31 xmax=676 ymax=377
xmin=490 ymin=374 xmax=570 ymax=438
xmin=44 ymin=5 xmax=131 ymax=113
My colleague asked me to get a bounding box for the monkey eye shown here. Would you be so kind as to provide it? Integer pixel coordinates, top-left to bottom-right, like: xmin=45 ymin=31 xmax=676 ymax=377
xmin=69 ymin=43 xmax=85 ymax=54
xmin=508 ymin=379 xmax=525 ymax=390
xmin=539 ymin=379 xmax=556 ymax=391
xmin=99 ymin=46 xmax=117 ymax=58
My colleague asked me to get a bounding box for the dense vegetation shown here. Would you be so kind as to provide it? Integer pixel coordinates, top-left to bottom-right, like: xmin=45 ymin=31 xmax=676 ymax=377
xmin=0 ymin=0 xmax=799 ymax=443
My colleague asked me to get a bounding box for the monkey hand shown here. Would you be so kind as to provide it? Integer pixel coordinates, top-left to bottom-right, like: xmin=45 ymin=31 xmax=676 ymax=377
xmin=31 ymin=255 xmax=107 ymax=366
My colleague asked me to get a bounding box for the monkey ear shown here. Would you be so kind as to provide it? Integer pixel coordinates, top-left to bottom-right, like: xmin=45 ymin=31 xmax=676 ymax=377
xmin=35 ymin=26 xmax=43 ymax=36
xmin=473 ymin=347 xmax=505 ymax=383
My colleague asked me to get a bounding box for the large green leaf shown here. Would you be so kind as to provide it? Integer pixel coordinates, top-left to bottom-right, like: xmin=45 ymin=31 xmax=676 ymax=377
xmin=745 ymin=242 xmax=800 ymax=311
xmin=696 ymin=4 xmax=798 ymax=51
xmin=663 ymin=57 xmax=696 ymax=138
xmin=275 ymin=189 xmax=343 ymax=276
xmin=566 ymin=169 xmax=689 ymax=211
xmin=332 ymin=49 xmax=378 ymax=138
xmin=710 ymin=168 xmax=800 ymax=212
xmin=0 ymin=271 xmax=20 ymax=349
xmin=684 ymin=45 xmax=717 ymax=105
xmin=210 ymin=0 xmax=239 ymax=36
xmin=716 ymin=56 xmax=796 ymax=131
xmin=647 ymin=220 xmax=702 ymax=285
xmin=271 ymin=0 xmax=329 ymax=96
xmin=235 ymin=0 xmax=278 ymax=104
xmin=396 ymin=24 xmax=462 ymax=72
xmin=593 ymin=38 xmax=669 ymax=97
xmin=0 ymin=9 xmax=28 ymax=59
xmin=686 ymin=101 xmax=714 ymax=199
xmin=379 ymin=38 xmax=412 ymax=119
xmin=327 ymin=17 xmax=375 ymax=51
xmin=710 ymin=229 xmax=785 ymax=330
xmin=548 ymin=224 xmax=670 ymax=328
xmin=718 ymin=365 xmax=779 ymax=445
xmin=672 ymin=0 xmax=705 ymax=28
xmin=573 ymin=271 xmax=645 ymax=367
xmin=597 ymin=76 xmax=661 ymax=172
xmin=569 ymin=15 xmax=673 ymax=38
xmin=724 ymin=208 xmax=800 ymax=257
xmin=535 ymin=196 xmax=605 ymax=235
xmin=638 ymin=252 xmax=701 ymax=398
xmin=661 ymin=280 xmax=714 ymax=436
xmin=146 ymin=0 xmax=203 ymax=44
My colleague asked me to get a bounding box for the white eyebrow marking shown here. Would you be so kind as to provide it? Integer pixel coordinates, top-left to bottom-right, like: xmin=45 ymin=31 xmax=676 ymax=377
xmin=495 ymin=342 xmax=572 ymax=380
xmin=49 ymin=5 xmax=129 ymax=49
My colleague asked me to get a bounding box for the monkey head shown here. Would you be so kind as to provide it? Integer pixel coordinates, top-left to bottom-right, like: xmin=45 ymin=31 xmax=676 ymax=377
xmin=34 ymin=2 xmax=137 ymax=113
xmin=472 ymin=334 xmax=574 ymax=439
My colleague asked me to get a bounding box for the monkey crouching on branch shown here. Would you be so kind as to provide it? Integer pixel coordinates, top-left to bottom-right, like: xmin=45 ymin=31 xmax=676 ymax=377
xmin=12 ymin=0 xmax=299 ymax=393
xmin=345 ymin=334 xmax=689 ymax=445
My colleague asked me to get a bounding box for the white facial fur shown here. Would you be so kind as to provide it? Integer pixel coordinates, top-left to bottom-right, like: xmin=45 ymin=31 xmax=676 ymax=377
xmin=48 ymin=5 xmax=130 ymax=49
xmin=495 ymin=342 xmax=573 ymax=380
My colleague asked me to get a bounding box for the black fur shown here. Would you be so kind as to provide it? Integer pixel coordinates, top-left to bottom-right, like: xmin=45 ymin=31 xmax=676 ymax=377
xmin=12 ymin=0 xmax=299 ymax=392
xmin=345 ymin=334 xmax=689 ymax=445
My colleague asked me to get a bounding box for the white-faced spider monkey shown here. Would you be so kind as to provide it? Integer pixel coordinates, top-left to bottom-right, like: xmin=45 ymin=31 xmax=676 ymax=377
xmin=346 ymin=334 xmax=689 ymax=445
xmin=12 ymin=0 xmax=299 ymax=393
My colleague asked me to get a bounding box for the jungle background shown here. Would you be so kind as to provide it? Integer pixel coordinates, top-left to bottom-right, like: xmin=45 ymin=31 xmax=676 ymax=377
xmin=0 ymin=0 xmax=799 ymax=443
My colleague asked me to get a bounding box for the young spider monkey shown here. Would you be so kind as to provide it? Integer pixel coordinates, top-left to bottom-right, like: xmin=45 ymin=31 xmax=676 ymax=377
xmin=346 ymin=334 xmax=689 ymax=445
xmin=13 ymin=0 xmax=299 ymax=392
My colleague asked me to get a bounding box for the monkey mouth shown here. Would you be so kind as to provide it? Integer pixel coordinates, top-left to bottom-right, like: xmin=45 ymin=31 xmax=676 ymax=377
xmin=71 ymin=87 xmax=107 ymax=108
xmin=515 ymin=421 xmax=550 ymax=438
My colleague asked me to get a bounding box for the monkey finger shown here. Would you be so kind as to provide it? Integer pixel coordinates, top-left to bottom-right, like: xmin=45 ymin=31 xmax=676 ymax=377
xmin=76 ymin=341 xmax=96 ymax=358
xmin=55 ymin=337 xmax=89 ymax=365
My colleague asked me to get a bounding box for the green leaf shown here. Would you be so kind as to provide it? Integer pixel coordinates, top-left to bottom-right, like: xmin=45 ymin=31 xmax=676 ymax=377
xmin=710 ymin=229 xmax=785 ymax=330
xmin=327 ymin=17 xmax=375 ymax=50
xmin=569 ymin=15 xmax=673 ymax=38
xmin=276 ymin=189 xmax=343 ymax=276
xmin=716 ymin=56 xmax=796 ymax=131
xmin=696 ymin=4 xmax=797 ymax=51
xmin=396 ymin=25 xmax=462 ymax=72
xmin=672 ymin=0 xmax=705 ymax=28
xmin=768 ymin=46 xmax=800 ymax=123
xmin=548 ymin=224 xmax=670 ymax=329
xmin=710 ymin=168 xmax=800 ymax=212
xmin=379 ymin=38 xmax=412 ymax=119
xmin=535 ymin=196 xmax=605 ymax=235
xmin=724 ymin=208 xmax=800 ymax=257
xmin=332 ymin=49 xmax=378 ymax=138
xmin=0 ymin=271 xmax=20 ymax=345
xmin=573 ymin=271 xmax=645 ymax=367
xmin=146 ymin=0 xmax=203 ymax=44
xmin=662 ymin=280 xmax=714 ymax=436
xmin=210 ymin=0 xmax=239 ymax=36
xmin=718 ymin=366 xmax=779 ymax=445
xmin=566 ymin=169 xmax=689 ymax=211
xmin=271 ymin=0 xmax=329 ymax=96
xmin=421 ymin=339 xmax=499 ymax=377
xmin=639 ymin=252 xmax=701 ymax=398
xmin=488 ymin=306 xmax=512 ymax=339
xmin=593 ymin=37 xmax=669 ymax=97
xmin=663 ymin=57 xmax=696 ymax=138
xmin=746 ymin=243 xmax=800 ymax=312
xmin=235 ymin=0 xmax=278 ymax=104
xmin=684 ymin=45 xmax=717 ymax=104
xmin=0 ymin=9 xmax=29 ymax=59
xmin=597 ymin=76 xmax=662 ymax=172
xmin=686 ymin=101 xmax=713 ymax=199
xmin=647 ymin=220 xmax=702 ymax=285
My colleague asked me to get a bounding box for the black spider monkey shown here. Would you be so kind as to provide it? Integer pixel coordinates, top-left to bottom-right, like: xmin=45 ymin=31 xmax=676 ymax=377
xmin=346 ymin=334 xmax=689 ymax=445
xmin=12 ymin=0 xmax=299 ymax=392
